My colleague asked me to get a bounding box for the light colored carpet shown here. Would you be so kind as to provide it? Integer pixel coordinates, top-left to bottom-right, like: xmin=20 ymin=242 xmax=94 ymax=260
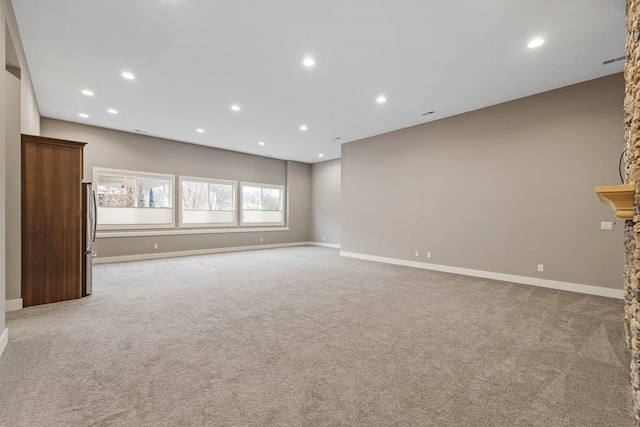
xmin=0 ymin=246 xmax=633 ymax=426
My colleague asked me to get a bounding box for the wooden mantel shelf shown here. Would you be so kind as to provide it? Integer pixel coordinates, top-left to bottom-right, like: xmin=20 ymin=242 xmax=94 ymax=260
xmin=595 ymin=185 xmax=635 ymax=219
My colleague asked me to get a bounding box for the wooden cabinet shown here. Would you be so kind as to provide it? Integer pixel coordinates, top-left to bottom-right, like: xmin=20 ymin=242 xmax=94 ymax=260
xmin=21 ymin=134 xmax=86 ymax=307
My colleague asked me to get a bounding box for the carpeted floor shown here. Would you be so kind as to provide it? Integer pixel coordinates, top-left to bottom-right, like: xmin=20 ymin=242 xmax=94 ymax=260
xmin=0 ymin=246 xmax=633 ymax=426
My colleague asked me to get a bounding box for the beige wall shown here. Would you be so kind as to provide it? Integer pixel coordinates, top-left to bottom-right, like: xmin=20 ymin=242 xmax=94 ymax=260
xmin=342 ymin=74 xmax=625 ymax=289
xmin=310 ymin=159 xmax=341 ymax=245
xmin=40 ymin=118 xmax=311 ymax=259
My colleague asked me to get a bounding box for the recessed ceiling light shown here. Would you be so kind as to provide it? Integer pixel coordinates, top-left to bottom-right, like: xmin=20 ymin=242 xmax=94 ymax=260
xmin=258 ymin=141 xmax=265 ymax=146
xmin=231 ymin=104 xmax=241 ymax=112
xmin=318 ymin=153 xmax=324 ymax=158
xmin=376 ymin=95 xmax=387 ymax=104
xmin=81 ymin=89 xmax=94 ymax=96
xmin=78 ymin=113 xmax=89 ymax=118
xmin=299 ymin=124 xmax=308 ymax=131
xmin=196 ymin=128 xmax=204 ymax=133
xmin=527 ymin=38 xmax=544 ymax=49
xmin=303 ymin=57 xmax=315 ymax=67
xmin=107 ymin=108 xmax=118 ymax=114
xmin=121 ymin=71 xmax=135 ymax=80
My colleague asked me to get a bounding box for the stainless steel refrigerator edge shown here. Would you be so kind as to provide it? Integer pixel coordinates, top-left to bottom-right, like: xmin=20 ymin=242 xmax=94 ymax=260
xmin=82 ymin=182 xmax=97 ymax=296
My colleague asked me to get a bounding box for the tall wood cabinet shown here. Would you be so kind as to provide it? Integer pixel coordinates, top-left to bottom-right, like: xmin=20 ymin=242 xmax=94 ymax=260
xmin=21 ymin=134 xmax=86 ymax=307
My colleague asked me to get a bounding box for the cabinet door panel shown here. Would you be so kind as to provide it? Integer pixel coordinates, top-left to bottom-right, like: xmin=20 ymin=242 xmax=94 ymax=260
xmin=22 ymin=135 xmax=85 ymax=307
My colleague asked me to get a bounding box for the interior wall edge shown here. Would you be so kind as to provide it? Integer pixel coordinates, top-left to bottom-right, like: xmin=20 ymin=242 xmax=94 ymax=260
xmin=0 ymin=0 xmax=8 ymax=338
xmin=3 ymin=0 xmax=41 ymax=134
xmin=0 ymin=328 xmax=7 ymax=359
xmin=310 ymin=158 xmax=341 ymax=244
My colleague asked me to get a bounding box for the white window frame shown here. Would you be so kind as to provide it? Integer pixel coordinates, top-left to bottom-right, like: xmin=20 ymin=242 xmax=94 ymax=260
xmin=179 ymin=176 xmax=237 ymax=228
xmin=240 ymin=182 xmax=286 ymax=227
xmin=94 ymin=167 xmax=175 ymax=230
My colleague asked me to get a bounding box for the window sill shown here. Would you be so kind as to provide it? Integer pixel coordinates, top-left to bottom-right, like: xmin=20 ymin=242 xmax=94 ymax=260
xmin=96 ymin=227 xmax=290 ymax=239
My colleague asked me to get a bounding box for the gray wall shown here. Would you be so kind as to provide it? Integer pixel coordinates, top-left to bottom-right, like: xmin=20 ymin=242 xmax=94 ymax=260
xmin=310 ymin=159 xmax=341 ymax=245
xmin=342 ymin=74 xmax=625 ymax=289
xmin=0 ymin=2 xmax=7 ymax=334
xmin=40 ymin=118 xmax=311 ymax=259
xmin=288 ymin=160 xmax=311 ymax=246
xmin=5 ymin=71 xmax=19 ymax=301
xmin=3 ymin=1 xmax=39 ymax=136
xmin=2 ymin=0 xmax=41 ymax=332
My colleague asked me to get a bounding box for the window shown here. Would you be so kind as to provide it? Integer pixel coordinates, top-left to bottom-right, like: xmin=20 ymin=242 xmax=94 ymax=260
xmin=180 ymin=176 xmax=236 ymax=227
xmin=241 ymin=182 xmax=285 ymax=226
xmin=95 ymin=168 xmax=174 ymax=229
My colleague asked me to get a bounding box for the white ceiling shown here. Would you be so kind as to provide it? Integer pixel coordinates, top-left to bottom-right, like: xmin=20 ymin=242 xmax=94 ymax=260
xmin=13 ymin=0 xmax=626 ymax=164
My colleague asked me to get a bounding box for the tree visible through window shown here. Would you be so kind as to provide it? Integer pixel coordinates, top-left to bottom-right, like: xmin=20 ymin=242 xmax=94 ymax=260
xmin=241 ymin=183 xmax=284 ymax=225
xmin=182 ymin=181 xmax=233 ymax=211
xmin=98 ymin=175 xmax=170 ymax=208
xmin=242 ymin=186 xmax=281 ymax=210
xmin=180 ymin=177 xmax=236 ymax=226
xmin=95 ymin=168 xmax=174 ymax=229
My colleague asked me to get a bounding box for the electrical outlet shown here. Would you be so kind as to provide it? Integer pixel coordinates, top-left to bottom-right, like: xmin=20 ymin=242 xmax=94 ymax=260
xmin=537 ymin=264 xmax=544 ymax=272
xmin=322 ymin=236 xmax=325 ymax=241
xmin=427 ymin=252 xmax=432 ymax=259
xmin=600 ymin=221 xmax=613 ymax=230
xmin=415 ymin=250 xmax=419 ymax=257
xmin=153 ymin=243 xmax=159 ymax=250
xmin=260 ymin=237 xmax=263 ymax=242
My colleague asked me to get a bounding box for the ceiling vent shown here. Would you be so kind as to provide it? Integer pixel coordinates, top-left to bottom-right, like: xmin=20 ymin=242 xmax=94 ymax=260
xmin=602 ymin=56 xmax=626 ymax=65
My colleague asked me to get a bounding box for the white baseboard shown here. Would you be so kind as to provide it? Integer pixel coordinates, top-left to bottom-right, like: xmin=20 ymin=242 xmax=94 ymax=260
xmin=5 ymin=299 xmax=23 ymax=312
xmin=94 ymin=242 xmax=312 ymax=264
xmin=340 ymin=251 xmax=623 ymax=299
xmin=309 ymin=241 xmax=341 ymax=249
xmin=0 ymin=329 xmax=7 ymax=359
